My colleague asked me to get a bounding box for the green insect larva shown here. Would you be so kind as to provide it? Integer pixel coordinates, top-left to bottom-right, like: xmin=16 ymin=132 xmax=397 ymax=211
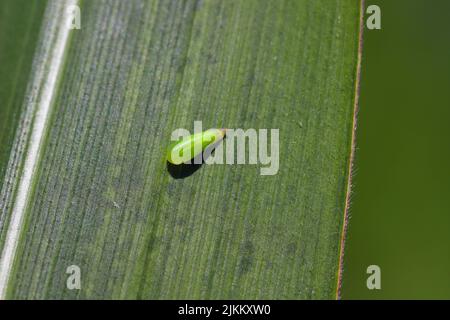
xmin=167 ymin=128 xmax=226 ymax=165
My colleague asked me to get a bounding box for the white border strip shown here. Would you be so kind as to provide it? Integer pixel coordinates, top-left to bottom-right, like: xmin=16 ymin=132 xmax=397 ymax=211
xmin=0 ymin=0 xmax=77 ymax=299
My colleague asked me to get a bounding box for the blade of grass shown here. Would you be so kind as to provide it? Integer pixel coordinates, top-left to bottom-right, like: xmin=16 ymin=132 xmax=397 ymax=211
xmin=1 ymin=0 xmax=363 ymax=299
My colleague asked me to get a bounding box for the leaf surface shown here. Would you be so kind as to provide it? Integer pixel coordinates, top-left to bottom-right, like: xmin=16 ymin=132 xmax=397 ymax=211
xmin=0 ymin=0 xmax=362 ymax=299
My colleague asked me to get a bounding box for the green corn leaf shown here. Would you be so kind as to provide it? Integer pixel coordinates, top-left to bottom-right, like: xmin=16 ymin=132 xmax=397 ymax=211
xmin=0 ymin=0 xmax=363 ymax=299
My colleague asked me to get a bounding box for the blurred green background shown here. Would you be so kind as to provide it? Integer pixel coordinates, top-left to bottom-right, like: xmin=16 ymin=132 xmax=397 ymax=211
xmin=342 ymin=0 xmax=450 ymax=299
